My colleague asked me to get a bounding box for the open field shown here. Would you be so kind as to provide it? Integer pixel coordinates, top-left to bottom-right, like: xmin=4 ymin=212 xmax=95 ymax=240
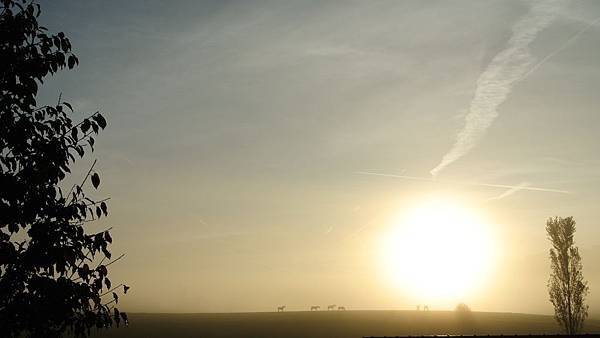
xmin=92 ymin=311 xmax=600 ymax=338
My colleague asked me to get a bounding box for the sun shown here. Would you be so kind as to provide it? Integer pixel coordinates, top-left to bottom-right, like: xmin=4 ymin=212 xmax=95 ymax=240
xmin=380 ymin=197 xmax=497 ymax=303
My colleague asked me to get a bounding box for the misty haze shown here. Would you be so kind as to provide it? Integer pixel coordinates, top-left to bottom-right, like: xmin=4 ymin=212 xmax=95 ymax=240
xmin=1 ymin=1 xmax=600 ymax=337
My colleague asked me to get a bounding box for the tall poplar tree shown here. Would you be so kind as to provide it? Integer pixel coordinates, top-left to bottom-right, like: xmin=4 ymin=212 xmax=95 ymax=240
xmin=546 ymin=216 xmax=589 ymax=335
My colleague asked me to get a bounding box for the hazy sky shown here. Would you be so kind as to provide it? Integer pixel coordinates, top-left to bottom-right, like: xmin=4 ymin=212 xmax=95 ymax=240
xmin=40 ymin=0 xmax=600 ymax=315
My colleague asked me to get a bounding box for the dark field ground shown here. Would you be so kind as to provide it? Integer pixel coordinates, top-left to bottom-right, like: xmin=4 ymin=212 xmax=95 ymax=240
xmin=91 ymin=311 xmax=600 ymax=338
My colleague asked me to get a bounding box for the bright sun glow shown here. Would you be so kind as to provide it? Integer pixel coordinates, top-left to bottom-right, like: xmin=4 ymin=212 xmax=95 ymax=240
xmin=380 ymin=197 xmax=497 ymax=303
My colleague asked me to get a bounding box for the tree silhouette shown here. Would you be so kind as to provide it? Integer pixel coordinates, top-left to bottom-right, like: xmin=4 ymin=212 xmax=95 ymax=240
xmin=454 ymin=303 xmax=475 ymax=333
xmin=0 ymin=1 xmax=127 ymax=337
xmin=454 ymin=303 xmax=471 ymax=313
xmin=546 ymin=216 xmax=589 ymax=335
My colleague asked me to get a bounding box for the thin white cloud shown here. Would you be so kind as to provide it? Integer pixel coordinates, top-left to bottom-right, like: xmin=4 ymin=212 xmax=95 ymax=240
xmin=487 ymin=181 xmax=531 ymax=201
xmin=430 ymin=0 xmax=564 ymax=177
xmin=522 ymin=16 xmax=600 ymax=80
xmin=357 ymin=171 xmax=570 ymax=195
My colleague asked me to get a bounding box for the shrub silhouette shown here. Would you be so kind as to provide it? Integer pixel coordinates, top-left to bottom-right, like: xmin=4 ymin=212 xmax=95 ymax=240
xmin=455 ymin=303 xmax=471 ymax=313
xmin=0 ymin=1 xmax=127 ymax=337
xmin=454 ymin=303 xmax=475 ymax=333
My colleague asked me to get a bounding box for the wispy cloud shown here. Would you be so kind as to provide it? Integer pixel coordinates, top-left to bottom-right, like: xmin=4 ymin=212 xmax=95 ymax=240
xmin=357 ymin=171 xmax=570 ymax=195
xmin=430 ymin=0 xmax=564 ymax=177
xmin=522 ymin=16 xmax=600 ymax=80
xmin=487 ymin=181 xmax=531 ymax=201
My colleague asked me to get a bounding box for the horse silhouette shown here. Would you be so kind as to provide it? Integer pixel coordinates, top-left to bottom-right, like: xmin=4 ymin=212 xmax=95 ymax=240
xmin=327 ymin=304 xmax=336 ymax=311
xmin=423 ymin=305 xmax=430 ymax=311
xmin=337 ymin=306 xmax=346 ymax=311
xmin=310 ymin=305 xmax=320 ymax=311
xmin=277 ymin=305 xmax=286 ymax=312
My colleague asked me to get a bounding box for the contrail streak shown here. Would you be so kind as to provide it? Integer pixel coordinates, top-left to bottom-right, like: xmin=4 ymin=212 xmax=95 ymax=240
xmin=356 ymin=171 xmax=570 ymax=194
xmin=430 ymin=0 xmax=563 ymax=177
xmin=487 ymin=181 xmax=531 ymax=201
xmin=521 ymin=16 xmax=600 ymax=80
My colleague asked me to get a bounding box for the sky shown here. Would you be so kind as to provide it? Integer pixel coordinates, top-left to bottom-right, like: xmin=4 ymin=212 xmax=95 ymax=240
xmin=39 ymin=0 xmax=600 ymax=315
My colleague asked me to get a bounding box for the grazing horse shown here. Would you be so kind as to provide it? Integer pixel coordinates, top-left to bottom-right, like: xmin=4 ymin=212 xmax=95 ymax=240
xmin=310 ymin=305 xmax=320 ymax=311
xmin=327 ymin=304 xmax=336 ymax=311
xmin=337 ymin=306 xmax=346 ymax=311
xmin=277 ymin=305 xmax=286 ymax=312
xmin=423 ymin=305 xmax=429 ymax=311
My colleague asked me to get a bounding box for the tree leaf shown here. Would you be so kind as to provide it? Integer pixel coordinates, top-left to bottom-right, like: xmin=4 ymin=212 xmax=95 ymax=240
xmin=97 ymin=265 xmax=108 ymax=277
xmin=91 ymin=173 xmax=100 ymax=189
xmin=67 ymin=55 xmax=76 ymax=68
xmin=75 ymin=145 xmax=84 ymax=157
xmin=81 ymin=119 xmax=90 ymax=133
xmin=104 ymin=231 xmax=112 ymax=243
xmin=94 ymin=114 xmax=107 ymax=129
xmin=102 ymin=247 xmax=111 ymax=259
xmin=100 ymin=202 xmax=108 ymax=216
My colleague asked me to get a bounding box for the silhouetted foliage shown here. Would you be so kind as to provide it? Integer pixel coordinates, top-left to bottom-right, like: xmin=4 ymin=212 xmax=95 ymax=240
xmin=546 ymin=216 xmax=588 ymax=335
xmin=0 ymin=1 xmax=127 ymax=337
xmin=454 ymin=303 xmax=475 ymax=333
xmin=455 ymin=303 xmax=471 ymax=313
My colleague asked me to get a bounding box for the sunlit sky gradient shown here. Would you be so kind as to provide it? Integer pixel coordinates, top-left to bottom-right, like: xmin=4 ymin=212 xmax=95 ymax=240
xmin=40 ymin=0 xmax=600 ymax=314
